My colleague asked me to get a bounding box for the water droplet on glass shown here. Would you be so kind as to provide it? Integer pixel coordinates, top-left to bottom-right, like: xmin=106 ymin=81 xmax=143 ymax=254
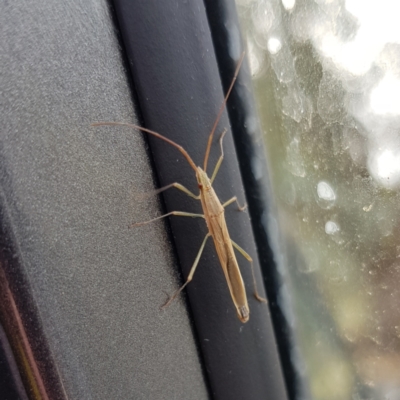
xmin=316 ymin=181 xmax=336 ymax=209
xmin=325 ymin=220 xmax=340 ymax=234
xmin=282 ymin=0 xmax=295 ymax=10
xmin=267 ymin=37 xmax=282 ymax=55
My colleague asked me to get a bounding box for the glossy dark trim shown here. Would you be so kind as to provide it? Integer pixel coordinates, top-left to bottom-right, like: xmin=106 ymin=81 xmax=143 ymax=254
xmin=0 ymin=192 xmax=67 ymax=400
xmin=111 ymin=0 xmax=288 ymax=399
xmin=0 ymin=322 xmax=29 ymax=400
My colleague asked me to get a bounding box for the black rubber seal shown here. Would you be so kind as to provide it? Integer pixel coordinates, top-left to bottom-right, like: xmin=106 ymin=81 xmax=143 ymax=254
xmin=204 ymin=0 xmax=298 ymax=398
xmin=111 ymin=0 xmax=289 ymax=399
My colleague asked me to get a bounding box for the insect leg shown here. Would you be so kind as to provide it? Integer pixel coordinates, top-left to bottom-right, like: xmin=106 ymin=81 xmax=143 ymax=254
xmin=222 ymin=196 xmax=247 ymax=211
xmin=130 ymin=211 xmax=204 ymax=228
xmin=210 ymin=128 xmax=227 ymax=184
xmin=161 ymin=233 xmax=211 ymax=309
xmin=230 ymin=240 xmax=267 ymax=303
xmin=150 ymin=183 xmax=200 ymax=200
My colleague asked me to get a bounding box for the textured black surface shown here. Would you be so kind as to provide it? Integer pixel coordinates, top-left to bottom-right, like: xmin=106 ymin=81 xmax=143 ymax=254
xmin=1 ymin=1 xmax=208 ymax=399
xmin=112 ymin=0 xmax=288 ymax=399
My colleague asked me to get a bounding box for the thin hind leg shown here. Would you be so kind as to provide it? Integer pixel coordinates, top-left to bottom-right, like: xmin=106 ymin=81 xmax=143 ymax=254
xmin=231 ymin=240 xmax=267 ymax=303
xmin=161 ymin=233 xmax=211 ymax=308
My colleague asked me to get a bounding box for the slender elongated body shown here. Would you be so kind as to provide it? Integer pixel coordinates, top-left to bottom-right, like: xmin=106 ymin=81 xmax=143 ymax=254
xmin=92 ymin=52 xmax=266 ymax=323
xmin=197 ymin=167 xmax=249 ymax=322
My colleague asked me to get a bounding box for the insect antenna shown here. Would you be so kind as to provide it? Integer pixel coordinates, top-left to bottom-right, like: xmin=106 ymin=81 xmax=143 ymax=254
xmin=91 ymin=122 xmax=197 ymax=172
xmin=203 ymin=52 xmax=246 ymax=173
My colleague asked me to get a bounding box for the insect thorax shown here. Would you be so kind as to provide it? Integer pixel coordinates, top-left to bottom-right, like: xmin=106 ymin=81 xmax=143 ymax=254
xmin=196 ymin=167 xmax=212 ymax=190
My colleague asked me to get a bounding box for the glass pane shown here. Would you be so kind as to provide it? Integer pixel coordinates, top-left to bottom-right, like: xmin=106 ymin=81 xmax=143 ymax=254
xmin=236 ymin=1 xmax=400 ymax=399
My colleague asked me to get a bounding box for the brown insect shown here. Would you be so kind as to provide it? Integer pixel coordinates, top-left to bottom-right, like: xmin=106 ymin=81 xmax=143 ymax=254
xmin=92 ymin=52 xmax=266 ymax=323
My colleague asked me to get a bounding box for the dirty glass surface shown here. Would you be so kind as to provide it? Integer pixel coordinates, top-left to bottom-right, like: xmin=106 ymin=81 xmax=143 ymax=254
xmin=236 ymin=1 xmax=400 ymax=399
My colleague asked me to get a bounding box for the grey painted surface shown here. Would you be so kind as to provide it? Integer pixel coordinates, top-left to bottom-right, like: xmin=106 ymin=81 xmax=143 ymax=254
xmin=1 ymin=1 xmax=208 ymax=399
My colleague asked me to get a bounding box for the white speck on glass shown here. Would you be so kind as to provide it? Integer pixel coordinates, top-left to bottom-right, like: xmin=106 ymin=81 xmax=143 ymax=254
xmin=317 ymin=181 xmax=336 ymax=201
xmin=267 ymin=37 xmax=282 ymax=55
xmin=325 ymin=221 xmax=340 ymax=234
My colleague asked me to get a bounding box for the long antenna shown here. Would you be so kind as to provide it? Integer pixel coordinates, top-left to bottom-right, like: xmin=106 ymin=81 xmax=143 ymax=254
xmin=91 ymin=122 xmax=197 ymax=172
xmin=203 ymin=52 xmax=246 ymax=172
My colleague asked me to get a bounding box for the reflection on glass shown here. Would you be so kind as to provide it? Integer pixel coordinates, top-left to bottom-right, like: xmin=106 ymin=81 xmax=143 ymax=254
xmin=236 ymin=0 xmax=400 ymax=399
